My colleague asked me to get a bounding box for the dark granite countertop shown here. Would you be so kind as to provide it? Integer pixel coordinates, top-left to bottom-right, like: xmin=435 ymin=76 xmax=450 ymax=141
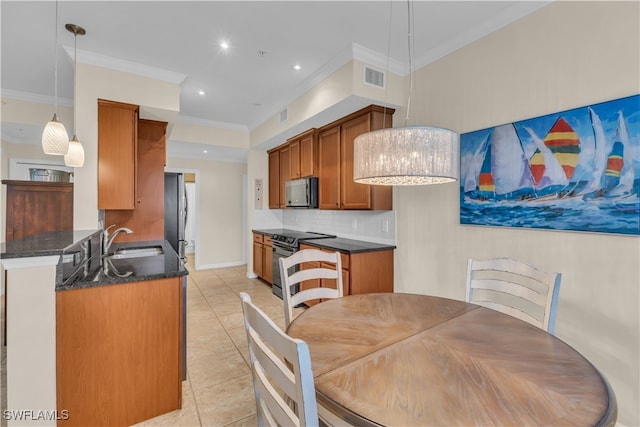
xmin=57 ymin=239 xmax=188 ymax=291
xmin=251 ymin=228 xmax=298 ymax=236
xmin=299 ymin=237 xmax=396 ymax=254
xmin=1 ymin=229 xmax=101 ymax=259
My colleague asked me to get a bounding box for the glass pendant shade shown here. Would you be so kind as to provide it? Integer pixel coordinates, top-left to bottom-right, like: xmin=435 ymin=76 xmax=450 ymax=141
xmin=64 ymin=135 xmax=85 ymax=167
xmin=353 ymin=126 xmax=459 ymax=185
xmin=42 ymin=114 xmax=69 ymax=155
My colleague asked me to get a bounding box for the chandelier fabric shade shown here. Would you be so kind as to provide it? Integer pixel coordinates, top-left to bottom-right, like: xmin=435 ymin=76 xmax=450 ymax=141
xmin=42 ymin=114 xmax=69 ymax=155
xmin=353 ymin=126 xmax=459 ymax=185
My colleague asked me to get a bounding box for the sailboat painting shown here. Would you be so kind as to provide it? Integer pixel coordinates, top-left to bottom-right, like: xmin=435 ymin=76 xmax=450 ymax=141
xmin=460 ymin=94 xmax=640 ymax=235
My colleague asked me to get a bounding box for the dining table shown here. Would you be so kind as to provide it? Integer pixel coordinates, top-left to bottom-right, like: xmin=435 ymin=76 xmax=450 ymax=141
xmin=286 ymin=293 xmax=617 ymax=427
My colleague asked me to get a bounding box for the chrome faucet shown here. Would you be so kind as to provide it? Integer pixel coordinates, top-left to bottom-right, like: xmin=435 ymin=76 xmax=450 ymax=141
xmin=103 ymin=224 xmax=133 ymax=254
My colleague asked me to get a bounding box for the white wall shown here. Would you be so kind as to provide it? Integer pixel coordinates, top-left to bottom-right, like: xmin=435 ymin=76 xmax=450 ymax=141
xmin=167 ymin=157 xmax=247 ymax=269
xmin=395 ymin=2 xmax=639 ymax=425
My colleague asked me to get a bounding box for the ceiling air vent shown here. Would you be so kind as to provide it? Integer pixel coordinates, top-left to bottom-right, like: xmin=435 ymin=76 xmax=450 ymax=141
xmin=364 ymin=66 xmax=385 ymax=88
xmin=279 ymin=108 xmax=288 ymax=123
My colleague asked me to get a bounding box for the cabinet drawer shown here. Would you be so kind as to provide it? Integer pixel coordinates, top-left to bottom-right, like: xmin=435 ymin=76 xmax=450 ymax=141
xmin=253 ymin=233 xmax=264 ymax=243
xmin=264 ymin=235 xmax=272 ymax=246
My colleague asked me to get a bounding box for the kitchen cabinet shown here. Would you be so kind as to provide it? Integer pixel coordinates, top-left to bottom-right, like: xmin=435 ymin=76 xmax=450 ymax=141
xmin=253 ymin=232 xmax=273 ymax=283
xmin=104 ymin=118 xmax=167 ymax=242
xmin=288 ymin=129 xmax=318 ymax=179
xmin=268 ymin=129 xmax=318 ymax=208
xmin=300 ymin=243 xmax=392 ymax=305
xmin=318 ymin=105 xmax=394 ymax=210
xmin=268 ymin=150 xmax=280 ymax=209
xmin=56 ymin=277 xmax=183 ymax=426
xmin=98 ymin=99 xmax=139 ymax=210
xmin=2 ymin=180 xmax=73 ymax=241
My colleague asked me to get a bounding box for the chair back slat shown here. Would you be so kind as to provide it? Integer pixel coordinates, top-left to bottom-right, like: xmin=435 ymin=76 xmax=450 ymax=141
xmin=465 ymin=258 xmax=562 ymax=334
xmin=280 ymin=249 xmax=344 ymax=327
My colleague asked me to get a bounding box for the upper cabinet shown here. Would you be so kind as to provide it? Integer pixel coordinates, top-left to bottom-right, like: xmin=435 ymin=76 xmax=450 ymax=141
xmin=318 ymin=105 xmax=394 ymax=210
xmin=104 ymin=119 xmax=167 ymax=242
xmin=268 ymin=129 xmax=318 ymax=209
xmin=98 ymin=99 xmax=139 ymax=210
xmin=266 ymin=105 xmax=393 ymax=211
xmin=289 ymin=129 xmax=318 ymax=179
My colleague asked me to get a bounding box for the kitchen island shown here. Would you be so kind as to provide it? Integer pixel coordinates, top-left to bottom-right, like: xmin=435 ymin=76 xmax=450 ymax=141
xmin=1 ymin=231 xmax=188 ymax=427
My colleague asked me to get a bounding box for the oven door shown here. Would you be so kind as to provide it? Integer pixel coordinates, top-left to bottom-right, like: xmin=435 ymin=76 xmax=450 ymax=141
xmin=271 ymin=241 xmax=298 ymax=299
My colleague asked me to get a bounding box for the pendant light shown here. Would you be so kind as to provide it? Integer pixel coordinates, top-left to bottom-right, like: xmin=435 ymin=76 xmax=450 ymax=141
xmin=353 ymin=1 xmax=459 ymax=185
xmin=64 ymin=23 xmax=86 ymax=168
xmin=42 ymin=0 xmax=69 ymax=156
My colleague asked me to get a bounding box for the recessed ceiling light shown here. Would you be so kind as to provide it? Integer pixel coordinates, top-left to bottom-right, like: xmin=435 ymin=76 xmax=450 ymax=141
xmin=203 ymin=150 xmax=208 ymax=154
xmin=198 ymin=90 xmax=205 ymax=96
xmin=293 ymin=64 xmax=301 ymax=70
xmin=220 ymin=41 xmax=229 ymax=50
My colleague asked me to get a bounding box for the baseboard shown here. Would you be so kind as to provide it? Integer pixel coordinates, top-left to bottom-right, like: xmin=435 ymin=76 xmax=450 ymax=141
xmin=196 ymin=260 xmax=246 ymax=271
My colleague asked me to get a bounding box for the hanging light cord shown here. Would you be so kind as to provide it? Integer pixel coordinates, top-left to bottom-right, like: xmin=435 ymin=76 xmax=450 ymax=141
xmin=404 ymin=0 xmax=414 ymax=127
xmin=73 ymin=29 xmax=78 ymax=136
xmin=53 ymin=0 xmax=59 ymax=114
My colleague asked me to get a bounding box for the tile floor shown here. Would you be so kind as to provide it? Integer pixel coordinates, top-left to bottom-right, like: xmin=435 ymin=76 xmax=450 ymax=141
xmin=0 ymin=260 xmax=298 ymax=427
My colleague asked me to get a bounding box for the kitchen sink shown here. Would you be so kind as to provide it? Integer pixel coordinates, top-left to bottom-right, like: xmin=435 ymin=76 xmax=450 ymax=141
xmin=107 ymin=245 xmax=164 ymax=259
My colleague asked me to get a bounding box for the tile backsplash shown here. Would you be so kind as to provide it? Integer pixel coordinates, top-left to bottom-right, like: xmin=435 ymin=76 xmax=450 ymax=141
xmin=252 ymin=209 xmax=396 ymax=245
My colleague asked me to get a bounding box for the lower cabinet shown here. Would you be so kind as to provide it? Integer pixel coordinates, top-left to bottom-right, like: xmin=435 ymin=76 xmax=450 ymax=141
xmin=299 ymin=244 xmax=393 ymax=307
xmin=253 ymin=233 xmax=273 ymax=284
xmin=56 ymin=278 xmax=183 ymax=426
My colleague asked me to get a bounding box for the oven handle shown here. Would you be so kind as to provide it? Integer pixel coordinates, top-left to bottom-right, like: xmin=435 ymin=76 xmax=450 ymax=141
xmin=272 ymin=241 xmax=296 ymax=256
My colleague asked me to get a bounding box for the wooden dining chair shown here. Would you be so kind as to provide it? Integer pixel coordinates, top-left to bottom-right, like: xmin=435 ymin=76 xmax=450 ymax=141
xmin=240 ymin=292 xmax=319 ymax=426
xmin=279 ymin=249 xmax=344 ymax=327
xmin=465 ymin=257 xmax=562 ymax=334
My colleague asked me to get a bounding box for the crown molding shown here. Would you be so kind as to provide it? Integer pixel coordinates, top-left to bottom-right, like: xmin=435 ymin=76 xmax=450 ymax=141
xmin=63 ymin=45 xmax=187 ymax=85
xmin=1 ymin=89 xmax=73 ymax=107
xmin=352 ymin=43 xmax=407 ymax=76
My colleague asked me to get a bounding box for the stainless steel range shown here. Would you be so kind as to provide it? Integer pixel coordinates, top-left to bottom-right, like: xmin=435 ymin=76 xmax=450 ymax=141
xmin=271 ymin=231 xmax=335 ymax=299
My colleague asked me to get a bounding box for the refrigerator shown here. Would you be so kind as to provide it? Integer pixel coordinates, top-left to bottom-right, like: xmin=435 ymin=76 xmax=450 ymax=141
xmin=164 ymin=172 xmax=188 ymax=380
xmin=164 ymin=172 xmax=188 ymax=261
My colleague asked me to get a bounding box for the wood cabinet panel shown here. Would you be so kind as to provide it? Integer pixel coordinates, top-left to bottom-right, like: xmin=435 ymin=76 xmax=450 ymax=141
xmin=318 ymin=126 xmax=341 ymax=209
xmin=297 ymin=130 xmax=318 ymax=178
xmin=341 ymin=114 xmax=372 ymax=210
xmin=279 ymin=146 xmax=290 ymax=207
xmin=98 ymin=99 xmax=139 ymax=210
xmin=105 ymin=119 xmax=166 ymax=242
xmin=2 ymin=181 xmax=73 ymax=241
xmin=253 ymin=241 xmax=264 ymax=277
xmin=56 ymin=278 xmax=183 ymax=427
xmin=263 ymin=236 xmax=273 ymax=284
xmin=300 ymin=243 xmax=392 ymax=298
xmin=268 ymin=150 xmax=280 ymax=208
xmin=289 ymin=140 xmax=300 ymax=179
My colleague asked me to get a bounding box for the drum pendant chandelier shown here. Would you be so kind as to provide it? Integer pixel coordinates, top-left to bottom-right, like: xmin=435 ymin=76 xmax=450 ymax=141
xmin=353 ymin=1 xmax=459 ymax=186
xmin=42 ymin=0 xmax=69 ymax=156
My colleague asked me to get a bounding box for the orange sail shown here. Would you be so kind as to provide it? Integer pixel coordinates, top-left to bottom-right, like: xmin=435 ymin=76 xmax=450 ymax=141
xmin=543 ymin=117 xmax=580 ymax=180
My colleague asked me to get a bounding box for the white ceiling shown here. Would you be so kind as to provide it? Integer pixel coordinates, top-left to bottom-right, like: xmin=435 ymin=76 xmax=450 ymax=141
xmin=1 ymin=1 xmax=550 ymax=160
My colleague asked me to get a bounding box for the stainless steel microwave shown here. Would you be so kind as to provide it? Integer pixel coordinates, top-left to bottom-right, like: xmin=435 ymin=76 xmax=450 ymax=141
xmin=285 ymin=177 xmax=318 ymax=208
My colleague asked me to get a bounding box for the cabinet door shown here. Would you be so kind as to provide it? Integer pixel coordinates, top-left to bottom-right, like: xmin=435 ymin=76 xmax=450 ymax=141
xmin=279 ymin=146 xmax=290 ymax=208
xmin=253 ymin=241 xmax=264 ymax=277
xmin=263 ymin=237 xmax=273 ymax=284
xmin=104 ymin=119 xmax=166 ymax=242
xmin=299 ymin=132 xmax=317 ymax=177
xmin=268 ymin=150 xmax=280 ymax=208
xmin=318 ymin=126 xmax=341 ymax=209
xmin=341 ymin=113 xmax=372 ymax=210
xmin=289 ymin=140 xmax=300 ymax=179
xmin=98 ymin=100 xmax=139 ymax=210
